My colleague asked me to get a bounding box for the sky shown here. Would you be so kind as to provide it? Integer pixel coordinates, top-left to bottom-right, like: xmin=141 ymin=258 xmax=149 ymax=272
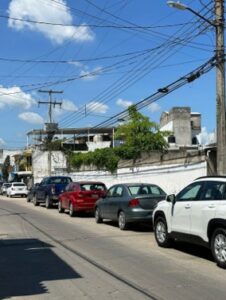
xmin=0 ymin=0 xmax=217 ymax=149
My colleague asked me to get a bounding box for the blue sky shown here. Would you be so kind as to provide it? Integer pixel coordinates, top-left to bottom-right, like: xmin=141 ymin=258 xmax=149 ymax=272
xmin=0 ymin=0 xmax=216 ymax=148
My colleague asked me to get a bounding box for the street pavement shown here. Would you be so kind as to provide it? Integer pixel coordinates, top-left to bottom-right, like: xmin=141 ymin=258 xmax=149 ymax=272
xmin=0 ymin=196 xmax=226 ymax=300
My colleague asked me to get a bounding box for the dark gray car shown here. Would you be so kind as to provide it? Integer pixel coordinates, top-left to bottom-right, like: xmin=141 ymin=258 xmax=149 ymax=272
xmin=94 ymin=183 xmax=166 ymax=230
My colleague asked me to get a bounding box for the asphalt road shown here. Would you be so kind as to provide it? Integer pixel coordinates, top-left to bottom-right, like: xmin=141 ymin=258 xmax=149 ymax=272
xmin=0 ymin=196 xmax=226 ymax=300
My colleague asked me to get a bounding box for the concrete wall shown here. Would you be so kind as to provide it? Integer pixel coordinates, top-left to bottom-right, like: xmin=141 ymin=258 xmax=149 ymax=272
xmin=66 ymin=162 xmax=206 ymax=194
xmin=32 ymin=149 xmax=207 ymax=194
xmin=32 ymin=150 xmax=67 ymax=183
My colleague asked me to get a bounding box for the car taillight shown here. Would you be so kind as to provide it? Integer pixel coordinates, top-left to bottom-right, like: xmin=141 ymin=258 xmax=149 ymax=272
xmin=129 ymin=199 xmax=140 ymax=207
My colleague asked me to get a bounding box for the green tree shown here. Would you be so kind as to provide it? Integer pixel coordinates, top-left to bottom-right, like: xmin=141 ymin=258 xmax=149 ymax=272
xmin=2 ymin=155 xmax=11 ymax=181
xmin=115 ymin=105 xmax=168 ymax=160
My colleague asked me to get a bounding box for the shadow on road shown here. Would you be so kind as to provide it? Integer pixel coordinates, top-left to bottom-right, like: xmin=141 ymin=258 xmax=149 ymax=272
xmin=103 ymin=220 xmax=153 ymax=232
xmin=173 ymin=241 xmax=214 ymax=262
xmin=0 ymin=238 xmax=81 ymax=299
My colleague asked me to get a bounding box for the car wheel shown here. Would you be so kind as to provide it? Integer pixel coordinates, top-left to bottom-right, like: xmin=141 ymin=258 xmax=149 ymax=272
xmin=69 ymin=202 xmax=75 ymax=217
xmin=95 ymin=207 xmax=103 ymax=224
xmin=154 ymin=217 xmax=172 ymax=248
xmin=211 ymin=228 xmax=226 ymax=269
xmin=118 ymin=211 xmax=128 ymax=230
xmin=58 ymin=201 xmax=64 ymax=213
xmin=33 ymin=195 xmax=39 ymax=206
xmin=27 ymin=196 xmax=30 ymax=202
xmin=45 ymin=195 xmax=52 ymax=209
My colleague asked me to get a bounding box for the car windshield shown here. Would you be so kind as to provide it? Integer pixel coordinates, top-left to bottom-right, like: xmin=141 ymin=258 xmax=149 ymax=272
xmin=128 ymin=185 xmax=165 ymax=196
xmin=13 ymin=183 xmax=26 ymax=187
xmin=80 ymin=184 xmax=106 ymax=191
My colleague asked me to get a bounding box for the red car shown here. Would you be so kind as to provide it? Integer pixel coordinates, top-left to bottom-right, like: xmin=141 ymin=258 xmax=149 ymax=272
xmin=58 ymin=181 xmax=107 ymax=217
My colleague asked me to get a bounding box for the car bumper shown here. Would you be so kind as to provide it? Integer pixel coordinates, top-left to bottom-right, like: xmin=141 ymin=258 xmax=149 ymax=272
xmin=125 ymin=209 xmax=154 ymax=223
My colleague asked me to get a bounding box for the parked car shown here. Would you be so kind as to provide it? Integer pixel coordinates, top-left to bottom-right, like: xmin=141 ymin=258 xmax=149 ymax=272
xmin=6 ymin=182 xmax=28 ymax=198
xmin=94 ymin=183 xmax=166 ymax=230
xmin=33 ymin=176 xmax=72 ymax=208
xmin=58 ymin=181 xmax=107 ymax=217
xmin=1 ymin=183 xmax=12 ymax=195
xmin=153 ymin=176 xmax=226 ymax=269
xmin=27 ymin=183 xmax=40 ymax=202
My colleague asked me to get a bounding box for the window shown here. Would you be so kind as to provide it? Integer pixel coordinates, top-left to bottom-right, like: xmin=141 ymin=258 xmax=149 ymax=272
xmin=177 ymin=183 xmax=203 ymax=201
xmin=107 ymin=187 xmax=115 ymax=197
xmin=80 ymin=184 xmax=106 ymax=191
xmin=128 ymin=185 xmax=165 ymax=196
xmin=113 ymin=186 xmax=123 ymax=197
xmin=201 ymin=181 xmax=225 ymax=200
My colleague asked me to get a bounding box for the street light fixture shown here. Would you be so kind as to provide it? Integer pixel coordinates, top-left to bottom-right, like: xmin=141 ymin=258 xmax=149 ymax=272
xmin=167 ymin=1 xmax=226 ymax=175
xmin=167 ymin=1 xmax=187 ymax=10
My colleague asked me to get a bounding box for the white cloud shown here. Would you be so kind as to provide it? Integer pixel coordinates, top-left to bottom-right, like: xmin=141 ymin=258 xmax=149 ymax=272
xmin=86 ymin=102 xmax=108 ymax=114
xmin=0 ymin=86 xmax=35 ymax=109
xmin=68 ymin=61 xmax=84 ymax=68
xmin=54 ymin=100 xmax=78 ymax=117
xmin=18 ymin=112 xmax=44 ymax=125
xmin=0 ymin=138 xmax=6 ymax=146
xmin=80 ymin=67 xmax=102 ymax=81
xmin=197 ymin=127 xmax=216 ymax=145
xmin=148 ymin=102 xmax=161 ymax=113
xmin=8 ymin=0 xmax=95 ymax=44
xmin=116 ymin=98 xmax=133 ymax=109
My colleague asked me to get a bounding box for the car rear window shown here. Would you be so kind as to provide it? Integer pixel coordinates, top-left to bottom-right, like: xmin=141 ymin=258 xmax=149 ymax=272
xmin=80 ymin=184 xmax=106 ymax=191
xmin=48 ymin=177 xmax=72 ymax=184
xmin=128 ymin=185 xmax=165 ymax=196
xmin=13 ymin=183 xmax=26 ymax=187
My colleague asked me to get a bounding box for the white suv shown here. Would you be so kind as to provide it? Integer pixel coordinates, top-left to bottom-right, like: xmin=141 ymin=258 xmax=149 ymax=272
xmin=153 ymin=176 xmax=226 ymax=269
xmin=7 ymin=182 xmax=28 ymax=198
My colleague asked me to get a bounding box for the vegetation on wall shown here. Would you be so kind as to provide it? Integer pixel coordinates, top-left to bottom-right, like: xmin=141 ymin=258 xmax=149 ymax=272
xmin=69 ymin=106 xmax=169 ymax=173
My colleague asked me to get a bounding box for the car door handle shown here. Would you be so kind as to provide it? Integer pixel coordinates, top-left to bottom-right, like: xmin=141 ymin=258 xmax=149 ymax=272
xmin=185 ymin=204 xmax=191 ymax=209
xmin=208 ymin=204 xmax=216 ymax=208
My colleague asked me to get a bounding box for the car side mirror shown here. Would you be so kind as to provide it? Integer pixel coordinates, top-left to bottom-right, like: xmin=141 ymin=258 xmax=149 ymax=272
xmin=166 ymin=194 xmax=176 ymax=204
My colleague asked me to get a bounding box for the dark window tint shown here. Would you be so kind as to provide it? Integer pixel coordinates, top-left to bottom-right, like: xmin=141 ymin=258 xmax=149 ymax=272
xmin=80 ymin=184 xmax=106 ymax=191
xmin=201 ymin=181 xmax=225 ymax=200
xmin=13 ymin=183 xmax=26 ymax=187
xmin=47 ymin=177 xmax=72 ymax=184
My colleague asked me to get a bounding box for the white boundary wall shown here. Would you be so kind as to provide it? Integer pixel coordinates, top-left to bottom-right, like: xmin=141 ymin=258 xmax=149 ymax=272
xmin=68 ymin=162 xmax=207 ymax=194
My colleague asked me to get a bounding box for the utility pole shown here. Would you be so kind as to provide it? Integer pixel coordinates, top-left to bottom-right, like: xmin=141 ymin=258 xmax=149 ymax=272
xmin=168 ymin=0 xmax=226 ymax=175
xmin=38 ymin=89 xmax=63 ymax=176
xmin=215 ymin=0 xmax=226 ymax=175
xmin=38 ymin=89 xmax=63 ymax=123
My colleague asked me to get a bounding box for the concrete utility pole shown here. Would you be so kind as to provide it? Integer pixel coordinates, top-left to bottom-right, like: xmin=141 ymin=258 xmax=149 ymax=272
xmin=168 ymin=0 xmax=226 ymax=175
xmin=38 ymin=89 xmax=63 ymax=123
xmin=215 ymin=0 xmax=226 ymax=175
xmin=38 ymin=89 xmax=63 ymax=176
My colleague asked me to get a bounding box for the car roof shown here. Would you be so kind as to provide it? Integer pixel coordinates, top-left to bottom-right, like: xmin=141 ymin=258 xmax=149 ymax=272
xmin=72 ymin=181 xmax=105 ymax=184
xmin=194 ymin=176 xmax=226 ymax=182
xmin=113 ymin=183 xmax=161 ymax=186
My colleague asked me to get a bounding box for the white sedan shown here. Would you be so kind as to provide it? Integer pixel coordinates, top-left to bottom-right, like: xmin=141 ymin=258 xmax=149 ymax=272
xmin=7 ymin=182 xmax=28 ymax=198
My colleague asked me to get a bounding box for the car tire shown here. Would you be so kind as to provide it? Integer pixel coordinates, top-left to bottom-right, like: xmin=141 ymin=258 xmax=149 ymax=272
xmin=33 ymin=195 xmax=39 ymax=206
xmin=58 ymin=201 xmax=64 ymax=213
xmin=45 ymin=195 xmax=52 ymax=209
xmin=211 ymin=227 xmax=226 ymax=269
xmin=27 ymin=197 xmax=30 ymax=202
xmin=118 ymin=211 xmax=128 ymax=230
xmin=69 ymin=202 xmax=75 ymax=217
xmin=95 ymin=207 xmax=103 ymax=224
xmin=154 ymin=217 xmax=172 ymax=248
